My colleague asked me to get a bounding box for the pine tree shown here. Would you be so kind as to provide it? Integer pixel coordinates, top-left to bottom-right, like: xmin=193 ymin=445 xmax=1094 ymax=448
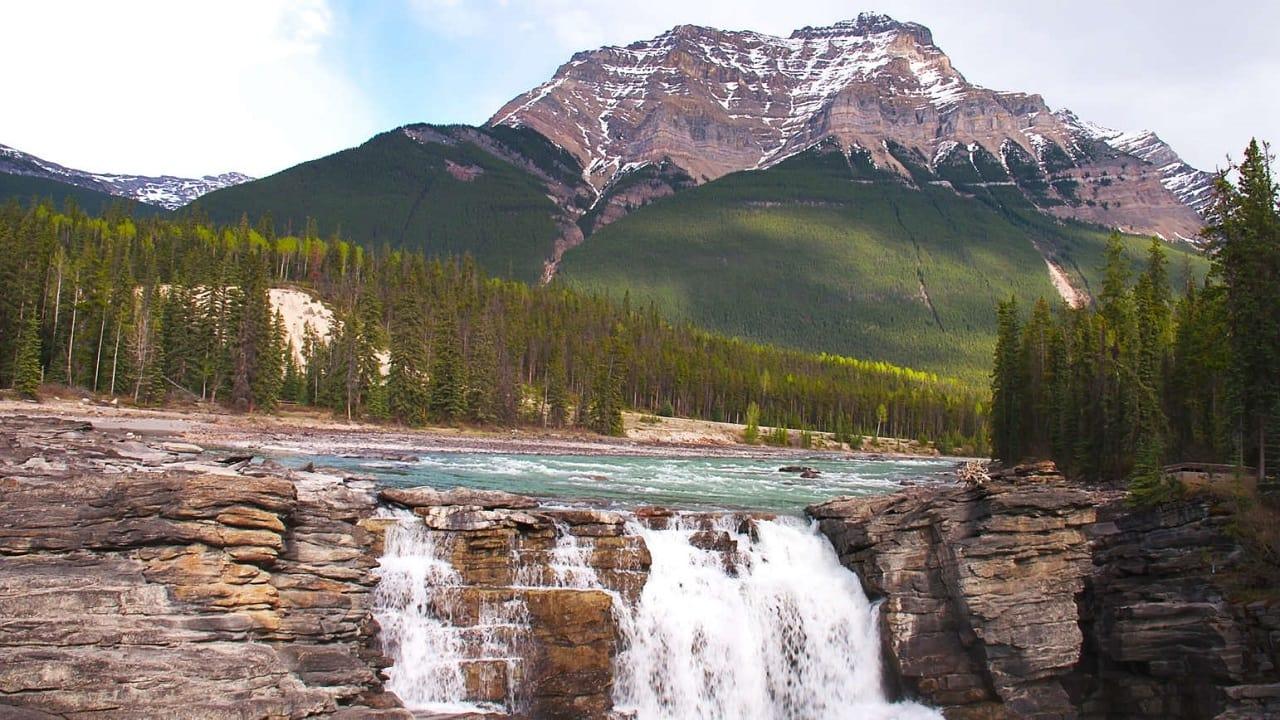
xmin=427 ymin=311 xmax=465 ymax=422
xmin=1207 ymin=139 xmax=1280 ymax=479
xmin=545 ymin=347 xmax=569 ymax=428
xmin=387 ymin=291 xmax=430 ymax=426
xmin=13 ymin=311 xmax=42 ymax=399
xmin=588 ymin=328 xmax=626 ymax=436
xmin=990 ymin=296 xmax=1023 ymax=463
xmin=252 ymin=310 xmax=286 ymax=412
xmin=465 ymin=315 xmax=499 ymax=423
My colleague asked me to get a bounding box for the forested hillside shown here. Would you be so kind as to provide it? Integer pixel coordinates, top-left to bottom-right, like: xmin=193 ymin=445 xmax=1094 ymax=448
xmin=0 ymin=174 xmax=159 ymax=217
xmin=192 ymin=126 xmax=576 ymax=284
xmin=0 ymin=201 xmax=987 ymax=450
xmin=991 ymin=140 xmax=1279 ymax=492
xmin=560 ymin=142 xmax=1209 ymax=381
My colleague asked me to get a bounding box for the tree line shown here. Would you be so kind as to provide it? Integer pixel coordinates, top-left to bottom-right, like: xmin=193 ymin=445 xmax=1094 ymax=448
xmin=990 ymin=140 xmax=1280 ymax=493
xmin=0 ymin=202 xmax=988 ymax=448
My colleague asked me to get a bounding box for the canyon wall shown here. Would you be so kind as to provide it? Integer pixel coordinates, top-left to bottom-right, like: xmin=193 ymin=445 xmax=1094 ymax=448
xmin=810 ymin=463 xmax=1280 ymax=720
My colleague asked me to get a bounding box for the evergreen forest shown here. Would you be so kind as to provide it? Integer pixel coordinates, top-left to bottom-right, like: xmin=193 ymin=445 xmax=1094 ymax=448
xmin=0 ymin=200 xmax=987 ymax=450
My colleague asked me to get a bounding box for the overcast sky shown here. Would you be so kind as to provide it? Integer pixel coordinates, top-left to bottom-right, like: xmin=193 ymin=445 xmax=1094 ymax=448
xmin=1 ymin=0 xmax=1275 ymax=178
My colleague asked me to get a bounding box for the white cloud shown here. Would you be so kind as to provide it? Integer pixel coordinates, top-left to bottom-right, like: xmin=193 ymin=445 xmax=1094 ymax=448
xmin=0 ymin=0 xmax=377 ymax=177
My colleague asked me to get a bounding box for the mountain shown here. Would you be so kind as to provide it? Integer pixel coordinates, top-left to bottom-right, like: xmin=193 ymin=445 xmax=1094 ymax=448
xmin=0 ymin=143 xmax=250 ymax=210
xmin=491 ymin=12 xmax=1210 ymax=242
xmin=191 ymin=14 xmax=1216 ymax=378
xmin=193 ymin=125 xmax=587 ymax=284
xmin=557 ymin=139 xmax=1207 ymax=380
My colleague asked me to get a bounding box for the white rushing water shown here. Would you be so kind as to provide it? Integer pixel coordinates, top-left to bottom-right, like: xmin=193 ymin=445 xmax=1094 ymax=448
xmin=615 ymin=516 xmax=940 ymax=720
xmin=373 ymin=512 xmax=941 ymax=719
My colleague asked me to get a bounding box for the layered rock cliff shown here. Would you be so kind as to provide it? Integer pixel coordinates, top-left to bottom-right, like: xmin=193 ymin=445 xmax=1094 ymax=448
xmin=490 ymin=13 xmax=1209 ymax=241
xmin=0 ymin=415 xmax=405 ymax=719
xmin=0 ymin=415 xmax=656 ymax=720
xmin=810 ymin=463 xmax=1280 ymax=720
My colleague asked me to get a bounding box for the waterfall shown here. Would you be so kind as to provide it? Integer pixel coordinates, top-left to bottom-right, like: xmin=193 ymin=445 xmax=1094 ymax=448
xmin=372 ymin=516 xmax=477 ymax=713
xmin=373 ymin=511 xmax=940 ymax=719
xmin=615 ymin=516 xmax=940 ymax=720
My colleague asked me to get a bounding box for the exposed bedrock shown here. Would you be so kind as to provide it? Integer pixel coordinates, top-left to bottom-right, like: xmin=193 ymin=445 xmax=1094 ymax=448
xmin=809 ymin=463 xmax=1280 ymax=720
xmin=0 ymin=414 xmax=407 ymax=719
xmin=0 ymin=415 xmax=657 ymax=720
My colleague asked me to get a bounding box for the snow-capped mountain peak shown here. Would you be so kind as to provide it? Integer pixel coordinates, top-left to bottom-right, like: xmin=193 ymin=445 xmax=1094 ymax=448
xmin=488 ymin=15 xmax=1213 ymax=242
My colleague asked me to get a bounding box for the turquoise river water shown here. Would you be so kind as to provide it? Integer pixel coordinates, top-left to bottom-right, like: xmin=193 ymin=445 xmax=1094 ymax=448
xmin=276 ymin=451 xmax=957 ymax=513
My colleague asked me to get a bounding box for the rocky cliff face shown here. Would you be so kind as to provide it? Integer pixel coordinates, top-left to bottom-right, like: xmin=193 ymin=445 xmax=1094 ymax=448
xmin=490 ymin=13 xmax=1209 ymax=241
xmin=810 ymin=463 xmax=1280 ymax=720
xmin=0 ymin=415 xmax=660 ymax=720
xmin=0 ymin=415 xmax=405 ymax=719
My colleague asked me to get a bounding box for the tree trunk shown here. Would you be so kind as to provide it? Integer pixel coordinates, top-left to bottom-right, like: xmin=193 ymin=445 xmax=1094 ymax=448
xmin=110 ymin=321 xmax=121 ymax=396
xmin=66 ymin=287 xmax=79 ymax=387
xmin=93 ymin=314 xmax=106 ymax=392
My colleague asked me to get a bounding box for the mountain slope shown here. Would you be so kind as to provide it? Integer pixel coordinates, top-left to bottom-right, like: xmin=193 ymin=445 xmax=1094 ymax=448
xmin=0 ymin=143 xmax=249 ymax=209
xmin=0 ymin=173 xmax=162 ymax=216
xmin=558 ymin=142 xmax=1208 ymax=381
xmin=193 ymin=125 xmax=588 ymax=283
xmin=490 ymin=13 xmax=1210 ymax=241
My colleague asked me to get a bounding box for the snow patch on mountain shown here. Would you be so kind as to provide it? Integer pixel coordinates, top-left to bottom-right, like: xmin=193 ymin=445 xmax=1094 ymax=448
xmin=1054 ymin=110 xmax=1215 ymax=214
xmin=0 ymin=143 xmax=251 ymax=209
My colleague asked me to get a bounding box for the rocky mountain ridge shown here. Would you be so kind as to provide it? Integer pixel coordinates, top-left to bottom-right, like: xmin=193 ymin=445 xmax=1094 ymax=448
xmin=0 ymin=142 xmax=251 ymax=209
xmin=490 ymin=12 xmax=1211 ymax=241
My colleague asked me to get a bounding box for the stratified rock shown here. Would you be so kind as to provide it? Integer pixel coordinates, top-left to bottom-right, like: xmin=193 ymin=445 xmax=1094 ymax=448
xmin=0 ymin=415 xmax=410 ymax=719
xmin=380 ymin=486 xmax=540 ymax=510
xmin=810 ymin=462 xmax=1280 ymax=720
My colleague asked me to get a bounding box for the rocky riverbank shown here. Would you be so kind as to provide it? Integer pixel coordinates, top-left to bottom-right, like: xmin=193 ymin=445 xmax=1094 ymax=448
xmin=809 ymin=463 xmax=1280 ymax=720
xmin=0 ymin=414 xmax=408 ymax=719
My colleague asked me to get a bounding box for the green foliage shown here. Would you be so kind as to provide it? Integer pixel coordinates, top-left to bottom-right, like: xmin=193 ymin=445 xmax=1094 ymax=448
xmin=743 ymin=401 xmax=761 ymax=444
xmin=427 ymin=312 xmax=466 ymax=423
xmin=990 ymin=140 xmax=1277 ymax=492
xmin=545 ymin=349 xmax=569 ymax=428
xmin=587 ymin=327 xmax=626 ymax=436
xmin=765 ymin=425 xmax=790 ymax=447
xmin=0 ymin=201 xmax=988 ymax=442
xmin=990 ymin=297 xmax=1023 ymax=462
xmin=1205 ymin=140 xmax=1280 ymax=478
xmin=13 ymin=312 xmax=41 ymax=399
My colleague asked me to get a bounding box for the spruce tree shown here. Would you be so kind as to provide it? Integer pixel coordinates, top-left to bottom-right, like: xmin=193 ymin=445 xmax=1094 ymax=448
xmin=387 ymin=291 xmax=430 ymax=426
xmin=427 ymin=311 xmax=465 ymax=422
xmin=990 ymin=296 xmax=1023 ymax=463
xmin=465 ymin=315 xmax=499 ymax=423
xmin=588 ymin=328 xmax=626 ymax=436
xmin=13 ymin=312 xmax=42 ymax=399
xmin=545 ymin=348 xmax=569 ymax=428
xmin=1207 ymin=140 xmax=1280 ymax=479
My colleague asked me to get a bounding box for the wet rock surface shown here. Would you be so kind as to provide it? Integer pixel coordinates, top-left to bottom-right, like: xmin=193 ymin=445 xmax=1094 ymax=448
xmin=0 ymin=414 xmax=409 ymax=719
xmin=375 ymin=496 xmax=652 ymax=718
xmin=810 ymin=463 xmax=1280 ymax=720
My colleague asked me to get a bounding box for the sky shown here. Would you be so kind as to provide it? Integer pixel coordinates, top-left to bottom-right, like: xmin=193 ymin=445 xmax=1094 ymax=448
xmin=1 ymin=0 xmax=1275 ymax=178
